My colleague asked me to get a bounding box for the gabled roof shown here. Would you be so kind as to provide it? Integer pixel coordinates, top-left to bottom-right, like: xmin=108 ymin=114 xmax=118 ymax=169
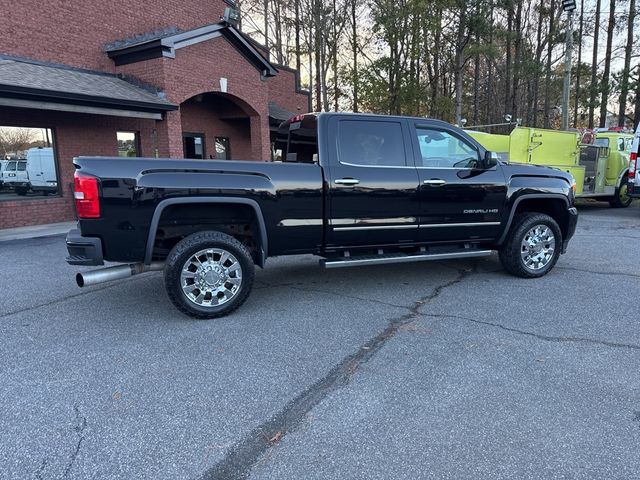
xmin=0 ymin=56 xmax=177 ymax=119
xmin=105 ymin=22 xmax=278 ymax=78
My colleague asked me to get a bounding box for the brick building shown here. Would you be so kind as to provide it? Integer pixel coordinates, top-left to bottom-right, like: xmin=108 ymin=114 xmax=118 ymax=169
xmin=0 ymin=0 xmax=310 ymax=229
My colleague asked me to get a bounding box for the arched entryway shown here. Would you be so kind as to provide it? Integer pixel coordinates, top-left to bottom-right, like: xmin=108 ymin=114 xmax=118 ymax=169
xmin=179 ymin=92 xmax=265 ymax=161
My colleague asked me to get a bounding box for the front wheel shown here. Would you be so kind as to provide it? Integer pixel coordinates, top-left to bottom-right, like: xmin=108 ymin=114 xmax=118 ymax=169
xmin=609 ymin=178 xmax=632 ymax=208
xmin=499 ymin=213 xmax=562 ymax=278
xmin=164 ymin=231 xmax=255 ymax=319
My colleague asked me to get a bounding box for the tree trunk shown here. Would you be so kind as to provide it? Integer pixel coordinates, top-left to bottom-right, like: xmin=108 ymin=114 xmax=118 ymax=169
xmin=485 ymin=3 xmax=494 ymax=125
xmin=588 ymin=0 xmax=601 ymax=129
xmin=512 ymin=0 xmax=523 ymax=118
xmin=618 ymin=0 xmax=636 ymax=126
xmin=543 ymin=0 xmax=556 ymax=129
xmin=295 ymin=0 xmax=301 ymax=74
xmin=598 ymin=0 xmax=616 ymax=128
xmin=351 ymin=0 xmax=359 ymax=112
xmin=454 ymin=5 xmax=467 ymax=125
xmin=573 ymin=0 xmax=584 ymax=127
xmin=532 ymin=0 xmax=545 ymax=127
xmin=505 ymin=3 xmax=513 ymax=115
xmin=263 ymin=0 xmax=269 ymax=49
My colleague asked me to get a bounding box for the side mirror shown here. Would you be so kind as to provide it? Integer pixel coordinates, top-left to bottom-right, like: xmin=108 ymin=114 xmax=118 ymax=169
xmin=484 ymin=151 xmax=499 ymax=168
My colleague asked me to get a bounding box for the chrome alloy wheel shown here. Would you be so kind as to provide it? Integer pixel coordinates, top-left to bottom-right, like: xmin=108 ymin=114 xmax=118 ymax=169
xmin=180 ymin=248 xmax=242 ymax=307
xmin=520 ymin=224 xmax=556 ymax=271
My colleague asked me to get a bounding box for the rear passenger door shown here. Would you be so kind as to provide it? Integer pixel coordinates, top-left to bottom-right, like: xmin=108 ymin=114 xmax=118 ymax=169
xmin=325 ymin=116 xmax=420 ymax=248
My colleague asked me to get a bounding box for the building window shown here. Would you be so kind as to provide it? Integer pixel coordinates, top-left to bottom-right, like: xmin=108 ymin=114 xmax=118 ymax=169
xmin=0 ymin=126 xmax=59 ymax=200
xmin=215 ymin=137 xmax=231 ymax=160
xmin=117 ymin=131 xmax=140 ymax=157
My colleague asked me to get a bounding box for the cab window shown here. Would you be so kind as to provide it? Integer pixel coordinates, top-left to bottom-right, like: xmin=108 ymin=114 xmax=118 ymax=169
xmin=415 ymin=128 xmax=480 ymax=169
xmin=337 ymin=120 xmax=406 ymax=167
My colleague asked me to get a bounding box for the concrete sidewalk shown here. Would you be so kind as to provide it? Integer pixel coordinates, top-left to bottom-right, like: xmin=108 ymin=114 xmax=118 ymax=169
xmin=0 ymin=221 xmax=76 ymax=242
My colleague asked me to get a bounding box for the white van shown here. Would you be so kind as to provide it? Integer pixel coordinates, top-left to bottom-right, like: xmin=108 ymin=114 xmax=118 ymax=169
xmin=25 ymin=147 xmax=57 ymax=194
xmin=0 ymin=160 xmax=8 ymax=188
xmin=629 ymin=123 xmax=639 ymax=198
xmin=2 ymin=159 xmax=30 ymax=194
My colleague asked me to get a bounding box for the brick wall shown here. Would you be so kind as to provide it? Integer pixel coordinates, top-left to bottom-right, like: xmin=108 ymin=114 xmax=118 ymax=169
xmin=2 ymin=0 xmax=229 ymax=71
xmin=0 ymin=106 xmax=157 ymax=229
xmin=180 ymin=96 xmax=253 ymax=160
xmin=268 ymin=67 xmax=312 ymax=114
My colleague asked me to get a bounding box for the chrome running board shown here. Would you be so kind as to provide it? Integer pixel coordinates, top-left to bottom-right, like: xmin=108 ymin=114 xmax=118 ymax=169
xmin=320 ymin=249 xmax=492 ymax=269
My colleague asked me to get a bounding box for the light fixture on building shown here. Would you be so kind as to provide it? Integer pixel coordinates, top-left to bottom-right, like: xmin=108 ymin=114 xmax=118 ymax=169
xmin=562 ymin=0 xmax=576 ymax=11
xmin=223 ymin=7 xmax=241 ymax=27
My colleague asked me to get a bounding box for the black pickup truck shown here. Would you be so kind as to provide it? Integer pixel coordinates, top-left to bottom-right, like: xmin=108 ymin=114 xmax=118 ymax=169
xmin=66 ymin=113 xmax=578 ymax=318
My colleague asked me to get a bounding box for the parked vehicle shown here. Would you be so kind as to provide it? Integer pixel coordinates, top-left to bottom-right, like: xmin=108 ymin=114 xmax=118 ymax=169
xmin=25 ymin=147 xmax=57 ymax=194
xmin=469 ymin=126 xmax=634 ymax=207
xmin=629 ymin=123 xmax=640 ymax=198
xmin=66 ymin=113 xmax=578 ymax=318
xmin=2 ymin=159 xmax=29 ymax=194
xmin=0 ymin=159 xmax=8 ymax=189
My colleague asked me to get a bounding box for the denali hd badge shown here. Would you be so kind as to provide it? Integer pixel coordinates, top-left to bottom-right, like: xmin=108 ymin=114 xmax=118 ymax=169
xmin=464 ymin=209 xmax=499 ymax=214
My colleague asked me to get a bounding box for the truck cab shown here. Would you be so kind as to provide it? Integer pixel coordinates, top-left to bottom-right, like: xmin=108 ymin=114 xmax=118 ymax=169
xmin=470 ymin=126 xmax=634 ymax=208
xmin=628 ymin=123 xmax=640 ymax=198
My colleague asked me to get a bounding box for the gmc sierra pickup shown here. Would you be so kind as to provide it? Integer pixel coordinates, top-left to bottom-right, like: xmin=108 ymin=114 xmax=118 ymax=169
xmin=66 ymin=113 xmax=578 ymax=318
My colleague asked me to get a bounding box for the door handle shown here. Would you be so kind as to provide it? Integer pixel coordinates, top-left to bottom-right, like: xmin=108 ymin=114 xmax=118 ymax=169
xmin=423 ymin=179 xmax=446 ymax=186
xmin=335 ymin=178 xmax=360 ymax=185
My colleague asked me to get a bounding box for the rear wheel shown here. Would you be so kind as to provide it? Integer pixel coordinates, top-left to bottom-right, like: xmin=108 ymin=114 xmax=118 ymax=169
xmin=609 ymin=178 xmax=632 ymax=208
xmin=164 ymin=231 xmax=255 ymax=319
xmin=499 ymin=213 xmax=562 ymax=278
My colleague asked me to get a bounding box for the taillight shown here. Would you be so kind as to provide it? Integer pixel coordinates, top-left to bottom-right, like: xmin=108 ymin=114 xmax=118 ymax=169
xmin=74 ymin=172 xmax=100 ymax=218
xmin=630 ymin=152 xmax=637 ymax=180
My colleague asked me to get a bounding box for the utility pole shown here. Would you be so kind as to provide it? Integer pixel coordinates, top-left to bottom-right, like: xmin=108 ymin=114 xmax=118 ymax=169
xmin=561 ymin=0 xmax=576 ymax=130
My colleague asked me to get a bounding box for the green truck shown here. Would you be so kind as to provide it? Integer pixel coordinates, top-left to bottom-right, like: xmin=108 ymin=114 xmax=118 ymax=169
xmin=469 ymin=127 xmax=634 ymax=208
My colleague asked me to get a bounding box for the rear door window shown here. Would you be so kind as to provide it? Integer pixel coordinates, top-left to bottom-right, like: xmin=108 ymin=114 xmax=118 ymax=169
xmin=337 ymin=120 xmax=406 ymax=167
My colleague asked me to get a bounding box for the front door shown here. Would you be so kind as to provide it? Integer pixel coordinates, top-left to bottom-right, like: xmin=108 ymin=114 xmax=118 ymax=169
xmin=183 ymin=133 xmax=205 ymax=159
xmin=325 ymin=115 xmax=420 ymax=248
xmin=409 ymin=121 xmax=507 ymax=243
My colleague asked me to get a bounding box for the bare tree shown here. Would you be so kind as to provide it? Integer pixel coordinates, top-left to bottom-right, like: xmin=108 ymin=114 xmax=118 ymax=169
xmin=0 ymin=127 xmax=36 ymax=157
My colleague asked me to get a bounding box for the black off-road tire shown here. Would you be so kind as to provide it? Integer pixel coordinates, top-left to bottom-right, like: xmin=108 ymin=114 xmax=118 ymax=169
xmin=498 ymin=213 xmax=562 ymax=278
xmin=609 ymin=178 xmax=632 ymax=208
xmin=164 ymin=231 xmax=255 ymax=319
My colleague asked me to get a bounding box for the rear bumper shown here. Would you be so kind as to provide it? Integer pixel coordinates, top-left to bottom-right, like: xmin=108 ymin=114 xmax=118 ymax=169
xmin=562 ymin=207 xmax=579 ymax=254
xmin=66 ymin=228 xmax=104 ymax=266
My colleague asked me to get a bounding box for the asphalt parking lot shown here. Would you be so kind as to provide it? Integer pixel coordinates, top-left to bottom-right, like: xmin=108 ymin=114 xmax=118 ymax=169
xmin=1 ymin=202 xmax=639 ymax=479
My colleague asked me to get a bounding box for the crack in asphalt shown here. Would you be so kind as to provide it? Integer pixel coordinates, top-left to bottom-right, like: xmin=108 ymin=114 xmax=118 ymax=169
xmin=62 ymin=405 xmax=87 ymax=479
xmin=197 ymin=267 xmax=473 ymax=480
xmin=421 ymin=313 xmax=640 ymax=351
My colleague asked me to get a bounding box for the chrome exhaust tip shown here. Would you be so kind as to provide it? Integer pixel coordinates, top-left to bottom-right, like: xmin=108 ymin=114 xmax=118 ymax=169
xmin=76 ymin=262 xmax=164 ymax=288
